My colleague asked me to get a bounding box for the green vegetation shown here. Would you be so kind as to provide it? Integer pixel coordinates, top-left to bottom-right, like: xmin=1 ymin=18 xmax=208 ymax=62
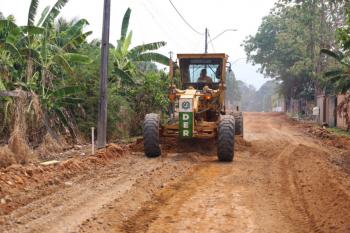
xmin=0 ymin=0 xmax=169 ymax=152
xmin=243 ymin=0 xmax=349 ymax=102
xmin=321 ymin=7 xmax=350 ymax=130
xmin=237 ymin=80 xmax=278 ymax=112
xmin=243 ymin=0 xmax=350 ymax=128
xmin=225 ymin=70 xmax=278 ymax=112
xmin=327 ymin=127 xmax=350 ymax=138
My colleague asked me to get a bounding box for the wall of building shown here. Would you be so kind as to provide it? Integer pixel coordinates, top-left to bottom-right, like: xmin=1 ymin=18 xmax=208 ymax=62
xmin=283 ymin=94 xmax=349 ymax=131
xmin=326 ymin=96 xmax=337 ymax=127
xmin=316 ymin=95 xmax=337 ymax=127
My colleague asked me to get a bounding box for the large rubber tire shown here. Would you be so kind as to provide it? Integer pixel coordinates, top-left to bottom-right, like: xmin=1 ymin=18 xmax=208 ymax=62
xmin=143 ymin=113 xmax=161 ymax=158
xmin=234 ymin=113 xmax=243 ymax=136
xmin=217 ymin=115 xmax=235 ymax=162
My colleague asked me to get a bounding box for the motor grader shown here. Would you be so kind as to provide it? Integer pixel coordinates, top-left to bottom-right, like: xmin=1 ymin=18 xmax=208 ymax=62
xmin=143 ymin=53 xmax=243 ymax=161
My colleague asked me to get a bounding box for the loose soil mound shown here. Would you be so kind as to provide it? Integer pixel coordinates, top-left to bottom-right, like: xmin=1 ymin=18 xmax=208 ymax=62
xmin=0 ymin=143 xmax=127 ymax=216
xmin=303 ymin=125 xmax=350 ymax=150
xmin=235 ymin=136 xmax=252 ymax=151
xmin=129 ymin=138 xmax=144 ymax=152
xmin=0 ymin=147 xmax=16 ymax=168
xmin=131 ymin=136 xmax=251 ymax=155
xmin=331 ymin=151 xmax=350 ymax=174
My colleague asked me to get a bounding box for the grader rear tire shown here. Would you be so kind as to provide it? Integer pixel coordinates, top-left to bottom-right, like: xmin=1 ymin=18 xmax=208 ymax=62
xmin=143 ymin=113 xmax=161 ymax=158
xmin=217 ymin=115 xmax=235 ymax=162
xmin=234 ymin=113 xmax=243 ymax=136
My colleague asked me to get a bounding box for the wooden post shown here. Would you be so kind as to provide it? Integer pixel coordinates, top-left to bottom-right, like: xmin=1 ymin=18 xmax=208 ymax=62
xmin=169 ymin=51 xmax=173 ymax=84
xmin=91 ymin=127 xmax=95 ymax=155
xmin=97 ymin=0 xmax=111 ymax=148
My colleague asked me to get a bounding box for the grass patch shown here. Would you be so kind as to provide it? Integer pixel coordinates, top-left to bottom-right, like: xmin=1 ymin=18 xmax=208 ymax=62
xmin=286 ymin=112 xmax=298 ymax=118
xmin=327 ymin=127 xmax=350 ymax=138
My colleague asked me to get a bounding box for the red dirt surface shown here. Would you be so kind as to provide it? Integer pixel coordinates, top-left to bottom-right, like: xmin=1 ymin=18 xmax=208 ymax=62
xmin=0 ymin=113 xmax=349 ymax=233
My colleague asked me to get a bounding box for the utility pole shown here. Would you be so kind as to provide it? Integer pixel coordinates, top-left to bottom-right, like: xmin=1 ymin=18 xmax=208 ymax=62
xmin=97 ymin=0 xmax=111 ymax=148
xmin=169 ymin=51 xmax=174 ymax=83
xmin=203 ymin=28 xmax=238 ymax=54
xmin=205 ymin=28 xmax=208 ymax=53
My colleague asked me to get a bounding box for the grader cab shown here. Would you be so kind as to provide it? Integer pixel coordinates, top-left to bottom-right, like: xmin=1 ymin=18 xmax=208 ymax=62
xmin=143 ymin=53 xmax=243 ymax=161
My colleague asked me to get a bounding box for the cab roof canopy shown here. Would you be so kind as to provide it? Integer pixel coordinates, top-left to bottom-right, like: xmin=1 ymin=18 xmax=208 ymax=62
xmin=177 ymin=53 xmax=228 ymax=60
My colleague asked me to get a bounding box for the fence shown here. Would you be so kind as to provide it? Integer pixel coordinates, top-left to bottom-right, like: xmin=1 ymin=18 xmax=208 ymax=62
xmin=283 ymin=95 xmax=349 ymax=130
xmin=316 ymin=95 xmax=337 ymax=127
xmin=336 ymin=95 xmax=349 ymax=130
xmin=285 ymin=98 xmax=315 ymax=119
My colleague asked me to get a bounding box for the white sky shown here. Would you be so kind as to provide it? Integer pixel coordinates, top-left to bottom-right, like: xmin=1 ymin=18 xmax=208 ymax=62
xmin=1 ymin=0 xmax=277 ymax=88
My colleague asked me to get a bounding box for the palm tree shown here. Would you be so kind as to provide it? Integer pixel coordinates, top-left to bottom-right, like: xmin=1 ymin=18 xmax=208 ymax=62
xmin=111 ymin=8 xmax=169 ymax=86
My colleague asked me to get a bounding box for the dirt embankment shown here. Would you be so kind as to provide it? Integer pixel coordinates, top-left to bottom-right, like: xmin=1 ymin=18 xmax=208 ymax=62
xmin=296 ymin=122 xmax=350 ymax=174
xmin=0 ymin=144 xmax=126 ymax=217
xmin=303 ymin=124 xmax=350 ymax=149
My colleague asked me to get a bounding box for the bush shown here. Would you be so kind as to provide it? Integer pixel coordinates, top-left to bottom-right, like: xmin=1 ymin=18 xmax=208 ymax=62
xmin=129 ymin=71 xmax=169 ymax=135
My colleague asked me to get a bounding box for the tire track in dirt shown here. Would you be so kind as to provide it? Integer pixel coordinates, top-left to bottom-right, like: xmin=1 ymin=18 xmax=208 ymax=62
xmin=289 ymin=145 xmax=350 ymax=233
xmin=120 ymin=161 xmax=256 ymax=233
xmin=121 ymin=163 xmax=222 ymax=233
xmin=277 ymin=144 xmax=316 ymax=232
xmin=248 ymin=113 xmax=350 ymax=233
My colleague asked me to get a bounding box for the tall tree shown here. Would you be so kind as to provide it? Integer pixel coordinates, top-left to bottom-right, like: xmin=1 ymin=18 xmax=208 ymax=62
xmin=243 ymin=0 xmax=347 ymax=101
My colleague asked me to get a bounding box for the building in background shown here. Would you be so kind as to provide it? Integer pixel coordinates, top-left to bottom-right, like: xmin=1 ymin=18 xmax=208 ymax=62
xmin=272 ymin=94 xmax=285 ymax=112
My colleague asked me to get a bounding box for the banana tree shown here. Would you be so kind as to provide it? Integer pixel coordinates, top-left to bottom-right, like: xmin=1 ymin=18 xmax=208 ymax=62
xmin=40 ymin=85 xmax=84 ymax=141
xmin=29 ymin=0 xmax=91 ymax=141
xmin=111 ymin=8 xmax=169 ymax=87
xmin=321 ymin=48 xmax=350 ymax=130
xmin=0 ymin=0 xmax=91 ymax=141
xmin=321 ymin=49 xmax=350 ymax=94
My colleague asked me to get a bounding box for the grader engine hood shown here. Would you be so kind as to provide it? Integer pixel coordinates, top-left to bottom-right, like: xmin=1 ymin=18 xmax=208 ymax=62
xmin=178 ymin=89 xmax=198 ymax=138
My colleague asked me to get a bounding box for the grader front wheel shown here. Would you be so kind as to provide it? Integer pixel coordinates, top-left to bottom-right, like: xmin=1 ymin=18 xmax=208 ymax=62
xmin=143 ymin=113 xmax=161 ymax=158
xmin=217 ymin=115 xmax=235 ymax=162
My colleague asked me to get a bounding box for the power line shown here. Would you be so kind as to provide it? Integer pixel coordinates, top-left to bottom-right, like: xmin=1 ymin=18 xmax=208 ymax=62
xmin=138 ymin=0 xmax=183 ymax=48
xmin=168 ymin=0 xmax=204 ymax=36
xmin=141 ymin=0 xmax=195 ymax=49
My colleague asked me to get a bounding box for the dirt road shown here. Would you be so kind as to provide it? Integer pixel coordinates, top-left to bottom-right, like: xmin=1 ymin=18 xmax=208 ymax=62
xmin=1 ymin=113 xmax=350 ymax=233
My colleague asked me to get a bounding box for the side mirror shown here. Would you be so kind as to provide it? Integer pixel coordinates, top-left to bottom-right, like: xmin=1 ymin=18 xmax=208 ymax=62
xmin=226 ymin=62 xmax=232 ymax=72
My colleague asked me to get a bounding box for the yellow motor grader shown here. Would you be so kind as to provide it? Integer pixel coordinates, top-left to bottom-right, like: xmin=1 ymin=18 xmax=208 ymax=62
xmin=143 ymin=53 xmax=243 ymax=161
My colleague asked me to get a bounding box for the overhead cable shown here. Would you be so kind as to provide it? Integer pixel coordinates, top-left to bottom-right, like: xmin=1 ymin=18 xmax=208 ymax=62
xmin=168 ymin=0 xmax=204 ymax=36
